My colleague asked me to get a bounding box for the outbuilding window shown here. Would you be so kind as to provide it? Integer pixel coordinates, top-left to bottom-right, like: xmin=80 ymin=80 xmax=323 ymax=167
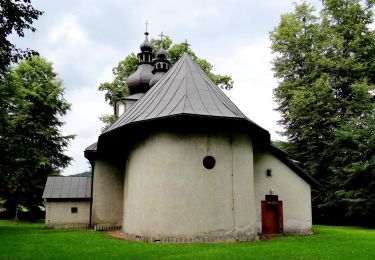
xmin=71 ymin=207 xmax=78 ymax=214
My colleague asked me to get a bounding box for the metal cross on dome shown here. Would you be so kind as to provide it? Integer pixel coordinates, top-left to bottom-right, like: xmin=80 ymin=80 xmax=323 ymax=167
xmin=158 ymin=32 xmax=166 ymax=41
xmin=158 ymin=32 xmax=168 ymax=48
xmin=145 ymin=20 xmax=149 ymax=33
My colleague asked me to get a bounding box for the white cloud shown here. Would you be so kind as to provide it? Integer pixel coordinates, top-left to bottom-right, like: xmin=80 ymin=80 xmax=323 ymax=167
xmin=222 ymin=38 xmax=285 ymax=141
xmin=41 ymin=14 xmax=121 ymax=86
xmin=61 ymin=86 xmax=113 ymax=175
xmin=56 ymin=12 xmax=287 ymax=176
xmin=13 ymin=0 xmax=307 ymax=175
xmin=39 ymin=14 xmax=120 ymax=175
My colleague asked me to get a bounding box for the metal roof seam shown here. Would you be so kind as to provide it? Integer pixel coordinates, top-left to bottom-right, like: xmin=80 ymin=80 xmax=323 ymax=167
xmin=131 ymin=64 xmax=182 ymax=122
xmin=181 ymin=54 xmax=189 ymax=113
xmin=43 ymin=177 xmax=92 ymax=199
xmin=169 ymin=95 xmax=186 ymax=115
xmin=67 ymin=177 xmax=73 ymax=198
xmin=117 ymin=56 xmax=185 ymax=127
xmin=153 ymin=75 xmax=186 ymax=118
xmin=194 ymin=62 xmax=243 ymax=116
xmin=186 ymin=56 xmax=211 ymax=115
xmin=139 ymin=71 xmax=183 ymax=120
xmin=106 ymin=68 xmax=167 ymax=130
xmin=206 ymin=79 xmax=244 ymax=117
xmin=185 ymin=96 xmax=198 ymax=114
xmin=205 ymin=81 xmax=226 ymax=116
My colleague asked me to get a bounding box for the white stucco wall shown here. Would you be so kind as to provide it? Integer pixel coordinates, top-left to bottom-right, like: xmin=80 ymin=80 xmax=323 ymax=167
xmin=254 ymin=151 xmax=312 ymax=234
xmin=45 ymin=200 xmax=90 ymax=227
xmin=123 ymin=130 xmax=257 ymax=242
xmin=92 ymin=160 xmax=123 ymax=225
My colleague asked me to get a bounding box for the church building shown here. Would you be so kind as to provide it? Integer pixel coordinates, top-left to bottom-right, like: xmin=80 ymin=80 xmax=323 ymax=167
xmin=44 ymin=31 xmax=317 ymax=242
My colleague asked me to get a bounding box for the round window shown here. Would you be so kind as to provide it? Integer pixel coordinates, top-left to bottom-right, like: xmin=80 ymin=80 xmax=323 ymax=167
xmin=203 ymin=156 xmax=216 ymax=170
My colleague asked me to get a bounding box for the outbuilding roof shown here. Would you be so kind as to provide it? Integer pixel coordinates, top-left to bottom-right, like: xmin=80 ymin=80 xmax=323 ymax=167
xmin=103 ymin=53 xmax=264 ymax=134
xmin=42 ymin=176 xmax=91 ymax=199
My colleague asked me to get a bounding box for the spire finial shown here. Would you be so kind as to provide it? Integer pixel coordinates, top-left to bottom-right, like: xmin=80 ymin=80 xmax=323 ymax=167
xmin=145 ymin=20 xmax=149 ymax=35
xmin=182 ymin=39 xmax=190 ymax=52
xmin=158 ymin=32 xmax=167 ymax=48
xmin=158 ymin=32 xmax=166 ymax=41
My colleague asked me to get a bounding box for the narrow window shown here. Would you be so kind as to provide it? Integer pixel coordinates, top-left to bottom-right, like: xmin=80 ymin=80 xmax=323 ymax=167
xmin=71 ymin=207 xmax=78 ymax=214
xmin=266 ymin=169 xmax=272 ymax=177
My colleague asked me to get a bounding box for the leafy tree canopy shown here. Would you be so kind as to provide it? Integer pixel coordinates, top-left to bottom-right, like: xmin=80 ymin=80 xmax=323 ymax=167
xmin=0 ymin=56 xmax=74 ymax=219
xmin=0 ymin=0 xmax=43 ymax=76
xmin=71 ymin=171 xmax=91 ymax=177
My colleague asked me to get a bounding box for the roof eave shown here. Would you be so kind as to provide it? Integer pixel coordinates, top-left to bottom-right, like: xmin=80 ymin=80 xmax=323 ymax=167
xmin=268 ymin=145 xmax=320 ymax=186
xmin=101 ymin=113 xmax=269 ymax=137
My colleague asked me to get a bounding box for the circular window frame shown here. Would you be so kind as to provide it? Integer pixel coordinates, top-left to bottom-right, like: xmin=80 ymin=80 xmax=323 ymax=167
xmin=203 ymin=156 xmax=216 ymax=170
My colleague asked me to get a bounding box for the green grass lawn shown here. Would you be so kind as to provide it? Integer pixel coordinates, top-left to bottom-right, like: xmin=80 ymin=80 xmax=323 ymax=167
xmin=0 ymin=220 xmax=374 ymax=259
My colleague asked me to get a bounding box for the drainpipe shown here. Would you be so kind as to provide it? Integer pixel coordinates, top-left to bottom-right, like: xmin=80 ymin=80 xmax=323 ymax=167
xmin=89 ymin=161 xmax=95 ymax=229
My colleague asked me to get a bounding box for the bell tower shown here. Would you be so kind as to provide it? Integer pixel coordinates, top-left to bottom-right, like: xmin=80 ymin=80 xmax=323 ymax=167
xmin=149 ymin=32 xmax=171 ymax=87
xmin=125 ymin=30 xmax=154 ymax=95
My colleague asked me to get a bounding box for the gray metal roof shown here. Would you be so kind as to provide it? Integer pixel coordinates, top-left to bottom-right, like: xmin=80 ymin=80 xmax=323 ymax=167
xmin=42 ymin=176 xmax=91 ymax=199
xmin=104 ymin=53 xmax=254 ymax=134
xmin=124 ymin=93 xmax=144 ymax=100
xmin=85 ymin=142 xmax=97 ymax=151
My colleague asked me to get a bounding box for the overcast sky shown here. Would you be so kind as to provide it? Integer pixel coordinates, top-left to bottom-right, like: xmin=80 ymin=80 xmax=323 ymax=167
xmin=13 ymin=0 xmax=321 ymax=175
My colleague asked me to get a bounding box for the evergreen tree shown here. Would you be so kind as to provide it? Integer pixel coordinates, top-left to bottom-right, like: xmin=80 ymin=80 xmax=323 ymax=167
xmin=329 ymin=86 xmax=375 ymax=225
xmin=271 ymin=0 xmax=375 ymax=225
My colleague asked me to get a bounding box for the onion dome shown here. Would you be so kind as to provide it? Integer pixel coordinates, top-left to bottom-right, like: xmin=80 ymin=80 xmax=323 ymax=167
xmin=156 ymin=46 xmax=168 ymax=58
xmin=126 ymin=32 xmax=155 ymax=94
xmin=140 ymin=32 xmax=153 ymax=52
xmin=149 ymin=45 xmax=171 ymax=87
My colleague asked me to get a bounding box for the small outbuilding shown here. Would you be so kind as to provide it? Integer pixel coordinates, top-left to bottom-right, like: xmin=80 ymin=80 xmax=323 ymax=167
xmin=42 ymin=176 xmax=92 ymax=228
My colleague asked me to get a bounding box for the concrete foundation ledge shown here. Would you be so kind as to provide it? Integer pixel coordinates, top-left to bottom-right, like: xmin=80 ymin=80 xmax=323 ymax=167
xmin=283 ymin=228 xmax=314 ymax=235
xmin=93 ymin=224 xmax=122 ymax=231
xmin=121 ymin=232 xmax=259 ymax=243
xmin=45 ymin=223 xmax=89 ymax=229
xmin=121 ymin=227 xmax=259 ymax=243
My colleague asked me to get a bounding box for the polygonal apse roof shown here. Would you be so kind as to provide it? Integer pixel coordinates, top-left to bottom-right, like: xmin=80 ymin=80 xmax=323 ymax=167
xmin=104 ymin=53 xmax=264 ymax=134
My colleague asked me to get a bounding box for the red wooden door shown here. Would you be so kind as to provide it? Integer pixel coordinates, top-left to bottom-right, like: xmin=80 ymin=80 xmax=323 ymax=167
xmin=261 ymin=201 xmax=283 ymax=234
xmin=262 ymin=204 xmax=278 ymax=234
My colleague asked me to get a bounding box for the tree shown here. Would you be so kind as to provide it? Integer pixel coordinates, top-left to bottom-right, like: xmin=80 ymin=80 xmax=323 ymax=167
xmin=98 ymin=37 xmax=233 ymax=128
xmin=0 ymin=0 xmax=43 ymax=76
xmin=328 ymin=86 xmax=375 ymax=226
xmin=0 ymin=56 xmax=74 ymax=219
xmin=270 ymin=0 xmax=375 ymax=225
xmin=98 ymin=54 xmax=138 ymax=107
xmin=71 ymin=171 xmax=91 ymax=177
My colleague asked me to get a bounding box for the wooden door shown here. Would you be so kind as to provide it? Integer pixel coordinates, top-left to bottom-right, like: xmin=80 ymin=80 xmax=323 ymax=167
xmin=261 ymin=201 xmax=283 ymax=234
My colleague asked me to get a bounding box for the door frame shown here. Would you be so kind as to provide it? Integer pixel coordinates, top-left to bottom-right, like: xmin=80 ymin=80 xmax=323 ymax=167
xmin=261 ymin=200 xmax=284 ymax=234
